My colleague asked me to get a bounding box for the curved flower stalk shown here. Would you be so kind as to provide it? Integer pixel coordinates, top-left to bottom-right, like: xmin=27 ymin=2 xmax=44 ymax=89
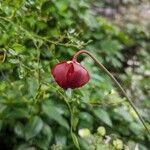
xmin=52 ymin=50 xmax=150 ymax=135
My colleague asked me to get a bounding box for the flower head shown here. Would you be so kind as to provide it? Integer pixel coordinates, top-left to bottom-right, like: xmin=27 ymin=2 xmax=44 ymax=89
xmin=51 ymin=60 xmax=89 ymax=89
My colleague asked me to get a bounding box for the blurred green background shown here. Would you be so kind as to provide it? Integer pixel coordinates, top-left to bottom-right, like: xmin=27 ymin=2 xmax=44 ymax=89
xmin=0 ymin=0 xmax=150 ymax=149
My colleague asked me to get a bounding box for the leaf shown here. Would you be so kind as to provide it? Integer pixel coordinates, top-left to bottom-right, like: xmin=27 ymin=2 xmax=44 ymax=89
xmin=55 ymin=0 xmax=69 ymax=12
xmin=72 ymin=116 xmax=79 ymax=131
xmin=12 ymin=43 xmax=25 ymax=53
xmin=129 ymin=122 xmax=143 ymax=135
xmin=25 ymin=116 xmax=44 ymax=140
xmin=55 ymin=128 xmax=67 ymax=145
xmin=101 ymin=40 xmax=122 ymax=54
xmin=42 ymin=124 xmax=53 ymax=140
xmin=78 ymin=137 xmax=90 ymax=150
xmin=34 ymin=124 xmax=53 ymax=150
xmin=27 ymin=78 xmax=39 ymax=97
xmin=79 ymin=112 xmax=93 ymax=129
xmin=94 ymin=109 xmax=113 ymax=127
xmin=42 ymin=102 xmax=69 ymax=130
xmin=116 ymin=107 xmax=133 ymax=122
xmin=82 ymin=10 xmax=98 ymax=28
xmin=14 ymin=122 xmax=24 ymax=138
xmin=71 ymin=132 xmax=80 ymax=150
xmin=4 ymin=107 xmax=29 ymax=119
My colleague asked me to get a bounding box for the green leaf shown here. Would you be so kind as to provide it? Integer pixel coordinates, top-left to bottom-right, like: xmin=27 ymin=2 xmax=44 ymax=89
xmin=27 ymin=78 xmax=39 ymax=97
xmin=101 ymin=40 xmax=122 ymax=53
xmin=72 ymin=117 xmax=79 ymax=131
xmin=12 ymin=43 xmax=25 ymax=53
xmin=4 ymin=107 xmax=29 ymax=119
xmin=55 ymin=128 xmax=67 ymax=145
xmin=55 ymin=0 xmax=69 ymax=12
xmin=79 ymin=112 xmax=93 ymax=129
xmin=42 ymin=102 xmax=69 ymax=130
xmin=129 ymin=122 xmax=143 ymax=135
xmin=25 ymin=116 xmax=44 ymax=140
xmin=71 ymin=132 xmax=80 ymax=150
xmin=81 ymin=10 xmax=98 ymax=28
xmin=116 ymin=107 xmax=133 ymax=122
xmin=94 ymin=109 xmax=113 ymax=127
xmin=34 ymin=124 xmax=53 ymax=150
xmin=14 ymin=122 xmax=24 ymax=138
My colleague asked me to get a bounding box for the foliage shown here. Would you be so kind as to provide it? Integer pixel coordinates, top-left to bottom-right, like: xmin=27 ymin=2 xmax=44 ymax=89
xmin=0 ymin=0 xmax=149 ymax=150
xmin=78 ymin=127 xmax=126 ymax=150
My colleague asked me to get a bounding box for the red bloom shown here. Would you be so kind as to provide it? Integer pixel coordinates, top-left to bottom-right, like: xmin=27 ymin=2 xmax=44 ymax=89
xmin=51 ymin=60 xmax=90 ymax=89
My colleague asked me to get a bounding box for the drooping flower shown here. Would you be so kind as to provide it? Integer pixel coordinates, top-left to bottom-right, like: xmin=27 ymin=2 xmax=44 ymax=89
xmin=51 ymin=50 xmax=150 ymax=135
xmin=51 ymin=60 xmax=89 ymax=89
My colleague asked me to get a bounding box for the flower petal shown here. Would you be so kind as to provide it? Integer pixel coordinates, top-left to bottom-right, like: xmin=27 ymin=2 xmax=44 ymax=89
xmin=67 ymin=62 xmax=90 ymax=89
xmin=52 ymin=61 xmax=71 ymax=89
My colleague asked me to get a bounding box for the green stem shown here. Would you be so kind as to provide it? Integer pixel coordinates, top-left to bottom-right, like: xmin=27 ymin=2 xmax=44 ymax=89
xmin=46 ymin=83 xmax=78 ymax=148
xmin=73 ymin=50 xmax=150 ymax=135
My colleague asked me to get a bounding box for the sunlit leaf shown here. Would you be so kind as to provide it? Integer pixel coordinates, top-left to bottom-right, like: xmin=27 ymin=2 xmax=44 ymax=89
xmin=94 ymin=109 xmax=113 ymax=127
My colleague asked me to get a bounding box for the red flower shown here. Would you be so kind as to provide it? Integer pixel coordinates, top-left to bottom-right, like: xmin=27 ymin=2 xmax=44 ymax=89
xmin=51 ymin=60 xmax=90 ymax=89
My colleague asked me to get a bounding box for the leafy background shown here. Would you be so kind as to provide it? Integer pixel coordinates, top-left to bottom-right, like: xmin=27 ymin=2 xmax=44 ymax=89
xmin=0 ymin=0 xmax=150 ymax=150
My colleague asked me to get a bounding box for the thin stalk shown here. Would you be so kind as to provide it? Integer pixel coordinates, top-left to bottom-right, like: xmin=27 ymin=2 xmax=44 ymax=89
xmin=73 ymin=50 xmax=150 ymax=135
xmin=46 ymin=83 xmax=79 ymax=149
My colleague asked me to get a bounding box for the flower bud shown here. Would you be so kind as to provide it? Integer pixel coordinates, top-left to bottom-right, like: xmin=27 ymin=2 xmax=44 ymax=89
xmin=97 ymin=126 xmax=106 ymax=136
xmin=51 ymin=60 xmax=90 ymax=89
xmin=113 ymin=139 xmax=123 ymax=149
xmin=78 ymin=128 xmax=91 ymax=138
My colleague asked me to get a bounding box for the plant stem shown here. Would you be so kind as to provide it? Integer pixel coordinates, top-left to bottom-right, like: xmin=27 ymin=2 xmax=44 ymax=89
xmin=73 ymin=50 xmax=150 ymax=135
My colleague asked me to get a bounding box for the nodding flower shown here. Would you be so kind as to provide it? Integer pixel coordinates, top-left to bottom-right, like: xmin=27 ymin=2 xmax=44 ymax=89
xmin=51 ymin=49 xmax=150 ymax=135
xmin=51 ymin=59 xmax=89 ymax=89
